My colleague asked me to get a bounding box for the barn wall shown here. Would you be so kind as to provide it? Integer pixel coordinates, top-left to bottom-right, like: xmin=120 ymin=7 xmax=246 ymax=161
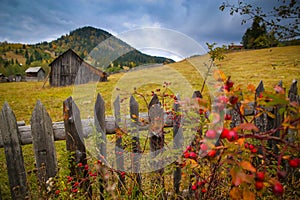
xmin=50 ymin=49 xmax=107 ymax=87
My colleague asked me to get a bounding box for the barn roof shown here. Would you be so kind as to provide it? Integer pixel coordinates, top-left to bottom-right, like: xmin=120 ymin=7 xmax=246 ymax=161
xmin=49 ymin=48 xmax=105 ymax=76
xmin=49 ymin=49 xmax=83 ymax=67
xmin=25 ymin=67 xmax=44 ymax=73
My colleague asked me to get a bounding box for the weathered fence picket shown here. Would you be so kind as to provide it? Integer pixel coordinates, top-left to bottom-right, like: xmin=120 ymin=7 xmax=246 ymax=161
xmin=173 ymin=94 xmax=183 ymax=194
xmin=63 ymin=97 xmax=92 ymax=198
xmin=94 ymin=93 xmax=106 ymax=200
xmin=0 ymin=103 xmax=28 ymax=199
xmin=113 ymin=95 xmax=125 ymax=190
xmin=31 ymin=100 xmax=57 ymax=186
xmin=129 ymin=95 xmax=142 ymax=194
xmin=0 ymin=80 xmax=299 ymax=199
xmin=148 ymin=95 xmax=166 ymax=198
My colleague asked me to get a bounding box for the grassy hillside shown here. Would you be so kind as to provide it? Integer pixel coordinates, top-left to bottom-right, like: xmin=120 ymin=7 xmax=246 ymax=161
xmin=215 ymin=45 xmax=300 ymax=89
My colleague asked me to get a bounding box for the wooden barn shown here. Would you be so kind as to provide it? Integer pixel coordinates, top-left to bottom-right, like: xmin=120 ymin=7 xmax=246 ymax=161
xmin=49 ymin=49 xmax=107 ymax=87
xmin=25 ymin=66 xmax=45 ymax=82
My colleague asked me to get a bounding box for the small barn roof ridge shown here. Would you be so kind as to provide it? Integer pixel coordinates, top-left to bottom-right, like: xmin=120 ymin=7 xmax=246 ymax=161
xmin=49 ymin=49 xmax=83 ymax=66
xmin=25 ymin=66 xmax=44 ymax=73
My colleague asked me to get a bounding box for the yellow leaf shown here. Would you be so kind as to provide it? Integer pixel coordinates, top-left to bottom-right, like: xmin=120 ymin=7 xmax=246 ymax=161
xmin=237 ymin=138 xmax=245 ymax=147
xmin=131 ymin=114 xmax=138 ymax=118
xmin=247 ymin=84 xmax=256 ymax=93
xmin=240 ymin=161 xmax=256 ymax=173
xmin=213 ymin=69 xmax=227 ymax=82
xmin=243 ymin=187 xmax=256 ymax=200
xmin=230 ymin=187 xmax=242 ymax=200
xmin=186 ymin=159 xmax=199 ymax=169
xmin=266 ymin=111 xmax=275 ymax=119
xmin=282 ymin=155 xmax=291 ymax=160
xmin=240 ymin=104 xmax=245 ymax=115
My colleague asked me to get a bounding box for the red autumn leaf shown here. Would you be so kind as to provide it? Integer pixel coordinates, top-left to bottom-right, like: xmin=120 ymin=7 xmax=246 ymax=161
xmin=230 ymin=167 xmax=244 ymax=186
xmin=237 ymin=123 xmax=259 ymax=132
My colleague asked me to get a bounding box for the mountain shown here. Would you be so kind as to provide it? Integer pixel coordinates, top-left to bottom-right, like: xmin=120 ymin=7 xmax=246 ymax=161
xmin=0 ymin=26 xmax=174 ymax=76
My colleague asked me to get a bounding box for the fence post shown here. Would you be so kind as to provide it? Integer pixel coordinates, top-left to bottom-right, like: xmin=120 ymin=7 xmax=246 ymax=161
xmin=94 ymin=93 xmax=106 ymax=200
xmin=0 ymin=102 xmax=28 ymax=199
xmin=173 ymin=94 xmax=183 ymax=195
xmin=148 ymin=94 xmax=165 ymax=197
xmin=113 ymin=96 xmax=125 ymax=190
xmin=63 ymin=97 xmax=91 ymax=197
xmin=287 ymin=80 xmax=299 ymax=142
xmin=269 ymin=81 xmax=284 ymax=154
xmin=31 ymin=100 xmax=57 ymax=188
xmin=254 ymin=80 xmax=268 ymax=133
xmin=129 ymin=95 xmax=142 ymax=195
xmin=288 ymin=80 xmax=300 ymax=104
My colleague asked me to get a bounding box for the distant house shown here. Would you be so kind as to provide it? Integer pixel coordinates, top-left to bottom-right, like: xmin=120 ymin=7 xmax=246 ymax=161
xmin=49 ymin=49 xmax=107 ymax=87
xmin=228 ymin=44 xmax=244 ymax=51
xmin=0 ymin=73 xmax=8 ymax=83
xmin=25 ymin=67 xmax=45 ymax=82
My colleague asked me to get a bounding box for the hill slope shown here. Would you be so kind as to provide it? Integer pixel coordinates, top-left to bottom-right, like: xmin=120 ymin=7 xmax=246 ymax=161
xmin=0 ymin=26 xmax=173 ymax=75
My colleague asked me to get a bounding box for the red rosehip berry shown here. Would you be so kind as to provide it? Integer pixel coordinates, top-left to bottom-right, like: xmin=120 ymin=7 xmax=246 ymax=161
xmin=201 ymin=188 xmax=207 ymax=193
xmin=184 ymin=152 xmax=190 ymax=158
xmin=197 ymin=181 xmax=204 ymax=186
xmin=227 ymin=80 xmax=234 ymax=88
xmin=189 ymin=152 xmax=197 ymax=159
xmin=251 ymin=148 xmax=258 ymax=153
xmin=244 ymin=143 xmax=249 ymax=149
xmin=249 ymin=144 xmax=255 ymax=150
xmin=121 ymin=171 xmax=126 ymax=178
xmin=224 ymin=114 xmax=232 ymax=120
xmin=199 ymin=109 xmax=204 ymax=114
xmin=191 ymin=184 xmax=197 ymax=191
xmin=55 ymin=190 xmax=60 ymax=195
xmin=207 ymin=150 xmax=216 ymax=157
xmin=255 ymin=181 xmax=264 ymax=191
xmin=229 ymin=95 xmax=238 ymax=105
xmin=289 ymin=158 xmax=300 ymax=168
xmin=226 ymin=130 xmax=238 ymax=142
xmin=256 ymin=172 xmax=265 ymax=181
xmin=200 ymin=143 xmax=208 ymax=151
xmin=273 ymin=182 xmax=284 ymax=196
xmin=221 ymin=128 xmax=229 ymax=139
xmin=218 ymin=96 xmax=228 ymax=103
xmin=186 ymin=145 xmax=192 ymax=151
xmin=224 ymin=85 xmax=230 ymax=92
xmin=206 ymin=129 xmax=217 ymax=139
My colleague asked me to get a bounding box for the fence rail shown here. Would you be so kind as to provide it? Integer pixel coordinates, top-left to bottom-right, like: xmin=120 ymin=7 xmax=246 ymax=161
xmin=0 ymin=80 xmax=299 ymax=199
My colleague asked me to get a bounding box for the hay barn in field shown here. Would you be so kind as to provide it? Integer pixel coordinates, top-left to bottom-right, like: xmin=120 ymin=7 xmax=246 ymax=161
xmin=49 ymin=49 xmax=107 ymax=87
xmin=25 ymin=66 xmax=45 ymax=82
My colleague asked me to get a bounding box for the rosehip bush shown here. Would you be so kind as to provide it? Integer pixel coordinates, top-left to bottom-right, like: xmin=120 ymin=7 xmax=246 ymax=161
xmin=179 ymin=74 xmax=300 ymax=199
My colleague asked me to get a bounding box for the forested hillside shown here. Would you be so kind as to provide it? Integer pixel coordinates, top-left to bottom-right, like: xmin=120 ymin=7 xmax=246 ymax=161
xmin=0 ymin=26 xmax=173 ymax=76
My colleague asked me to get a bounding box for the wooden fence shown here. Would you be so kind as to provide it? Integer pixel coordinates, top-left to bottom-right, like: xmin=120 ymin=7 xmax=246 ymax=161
xmin=0 ymin=80 xmax=299 ymax=199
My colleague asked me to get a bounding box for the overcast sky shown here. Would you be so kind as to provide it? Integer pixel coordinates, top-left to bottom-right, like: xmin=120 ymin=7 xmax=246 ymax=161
xmin=0 ymin=0 xmax=281 ymax=59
